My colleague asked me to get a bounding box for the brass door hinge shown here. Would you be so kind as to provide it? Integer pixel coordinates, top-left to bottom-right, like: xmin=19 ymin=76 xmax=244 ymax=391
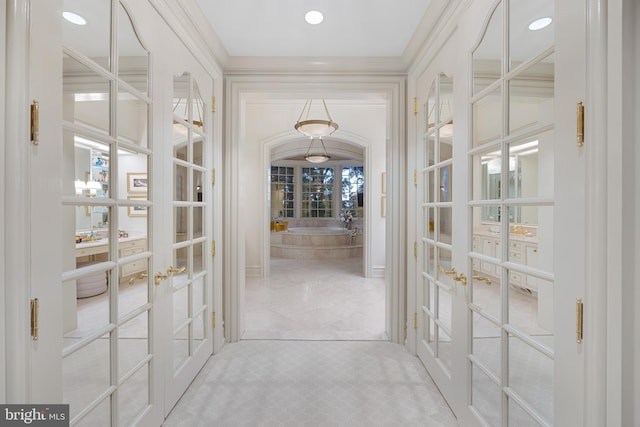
xmin=576 ymin=298 xmax=584 ymax=343
xmin=414 ymin=241 xmax=418 ymax=258
xmin=211 ymin=240 xmax=216 ymax=257
xmin=30 ymin=298 xmax=39 ymax=341
xmin=211 ymin=96 xmax=216 ymax=113
xmin=576 ymin=101 xmax=584 ymax=147
xmin=211 ymin=168 xmax=216 ymax=186
xmin=30 ymin=100 xmax=39 ymax=145
xmin=413 ymin=97 xmax=418 ymax=115
xmin=212 ymin=311 xmax=216 ymax=329
xmin=413 ymin=169 xmax=418 ymax=187
xmin=414 ymin=312 xmax=418 ymax=329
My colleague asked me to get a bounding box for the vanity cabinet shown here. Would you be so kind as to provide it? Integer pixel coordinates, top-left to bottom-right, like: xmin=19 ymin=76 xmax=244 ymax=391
xmin=75 ymin=236 xmax=147 ymax=281
xmin=473 ymin=232 xmax=538 ymax=292
xmin=119 ymin=238 xmax=147 ymax=278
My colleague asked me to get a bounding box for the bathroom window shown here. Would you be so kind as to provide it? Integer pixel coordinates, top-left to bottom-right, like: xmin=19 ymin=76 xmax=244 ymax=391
xmin=270 ymin=166 xmax=294 ymax=218
xmin=301 ymin=167 xmax=334 ymax=218
xmin=342 ymin=166 xmax=364 ymax=217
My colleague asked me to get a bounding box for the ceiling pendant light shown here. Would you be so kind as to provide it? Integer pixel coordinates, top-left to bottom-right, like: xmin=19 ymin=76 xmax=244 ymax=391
xmin=304 ymin=137 xmax=331 ymax=163
xmin=295 ymin=99 xmax=339 ymax=138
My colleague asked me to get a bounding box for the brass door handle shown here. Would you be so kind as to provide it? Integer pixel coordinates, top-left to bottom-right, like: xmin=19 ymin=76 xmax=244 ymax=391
xmin=167 ymin=266 xmax=187 ymax=275
xmin=472 ymin=275 xmax=492 ymax=286
xmin=128 ymin=272 xmax=148 ymax=286
xmin=453 ymin=273 xmax=467 ymax=285
xmin=438 ymin=265 xmax=456 ymax=275
xmin=154 ymin=272 xmax=169 ymax=285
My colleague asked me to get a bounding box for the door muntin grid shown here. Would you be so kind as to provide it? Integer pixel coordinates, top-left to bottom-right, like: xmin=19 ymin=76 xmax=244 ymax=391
xmin=469 ymin=0 xmax=555 ymax=425
xmin=420 ymin=73 xmax=455 ymax=375
xmin=61 ymin=1 xmax=153 ymax=424
xmin=172 ymin=72 xmax=210 ymax=374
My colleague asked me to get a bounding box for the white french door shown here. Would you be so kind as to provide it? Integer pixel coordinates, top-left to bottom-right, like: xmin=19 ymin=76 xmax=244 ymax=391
xmin=416 ymin=72 xmax=461 ymax=403
xmin=163 ymin=70 xmax=214 ymax=413
xmin=414 ymin=0 xmax=587 ymax=425
xmin=27 ymin=1 xmax=216 ymax=425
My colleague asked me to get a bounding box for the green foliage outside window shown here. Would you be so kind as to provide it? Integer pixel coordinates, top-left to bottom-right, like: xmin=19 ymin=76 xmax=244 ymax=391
xmin=301 ymin=167 xmax=334 ymax=217
xmin=342 ymin=166 xmax=364 ymax=217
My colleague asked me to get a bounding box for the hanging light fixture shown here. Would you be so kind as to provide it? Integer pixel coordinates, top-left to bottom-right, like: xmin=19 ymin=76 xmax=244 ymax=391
xmin=295 ymin=99 xmax=338 ymax=137
xmin=304 ymin=137 xmax=331 ymax=163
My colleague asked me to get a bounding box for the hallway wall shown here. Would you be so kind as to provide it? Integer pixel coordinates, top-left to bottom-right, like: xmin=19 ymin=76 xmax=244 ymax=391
xmin=0 ymin=0 xmax=6 ymax=405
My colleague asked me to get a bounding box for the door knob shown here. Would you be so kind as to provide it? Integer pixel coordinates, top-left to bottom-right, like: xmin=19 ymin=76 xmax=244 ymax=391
xmin=453 ymin=273 xmax=467 ymax=285
xmin=167 ymin=266 xmax=187 ymax=275
xmin=154 ymin=272 xmax=169 ymax=285
xmin=438 ymin=265 xmax=456 ymax=275
xmin=472 ymin=275 xmax=492 ymax=286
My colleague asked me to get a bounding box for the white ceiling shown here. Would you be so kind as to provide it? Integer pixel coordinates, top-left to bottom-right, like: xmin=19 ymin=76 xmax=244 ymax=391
xmin=194 ymin=0 xmax=432 ymax=58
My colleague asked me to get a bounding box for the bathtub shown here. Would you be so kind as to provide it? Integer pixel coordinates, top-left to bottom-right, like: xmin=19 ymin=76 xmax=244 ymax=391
xmin=287 ymin=226 xmax=346 ymax=234
xmin=270 ymin=226 xmax=362 ymax=259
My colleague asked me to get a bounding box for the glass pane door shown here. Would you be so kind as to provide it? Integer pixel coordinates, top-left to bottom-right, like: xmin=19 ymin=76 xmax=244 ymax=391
xmin=165 ymin=71 xmax=212 ymax=410
xmin=468 ymin=1 xmax=556 ymax=425
xmin=416 ymin=73 xmax=458 ymax=398
xmin=61 ymin=1 xmax=155 ymax=425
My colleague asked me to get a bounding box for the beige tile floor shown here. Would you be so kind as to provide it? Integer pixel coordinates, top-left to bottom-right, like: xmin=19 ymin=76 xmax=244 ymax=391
xmin=243 ymin=256 xmax=386 ymax=340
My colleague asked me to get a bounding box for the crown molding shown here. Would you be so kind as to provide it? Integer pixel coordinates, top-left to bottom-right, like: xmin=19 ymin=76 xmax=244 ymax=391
xmin=223 ymin=56 xmax=409 ymax=75
xmin=157 ymin=0 xmax=462 ymax=76
xmin=147 ymin=0 xmax=226 ymax=76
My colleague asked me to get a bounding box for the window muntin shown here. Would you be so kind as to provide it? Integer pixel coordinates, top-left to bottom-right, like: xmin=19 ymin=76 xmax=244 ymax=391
xmin=270 ymin=166 xmax=294 ymax=218
xmin=301 ymin=167 xmax=334 ymax=218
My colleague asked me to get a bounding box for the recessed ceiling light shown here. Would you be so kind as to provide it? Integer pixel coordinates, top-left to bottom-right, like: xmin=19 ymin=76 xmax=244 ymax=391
xmin=63 ymin=11 xmax=87 ymax=26
xmin=305 ymin=10 xmax=324 ymax=25
xmin=528 ymin=17 xmax=552 ymax=31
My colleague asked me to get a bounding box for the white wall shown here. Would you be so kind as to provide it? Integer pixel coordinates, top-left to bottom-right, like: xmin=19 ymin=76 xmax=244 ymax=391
xmin=0 ymin=0 xmax=6 ymax=404
xmin=242 ymin=101 xmax=387 ymax=276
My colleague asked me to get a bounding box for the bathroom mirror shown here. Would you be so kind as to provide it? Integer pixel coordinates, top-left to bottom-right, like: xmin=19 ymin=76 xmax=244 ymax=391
xmin=472 ymin=2 xmax=502 ymax=95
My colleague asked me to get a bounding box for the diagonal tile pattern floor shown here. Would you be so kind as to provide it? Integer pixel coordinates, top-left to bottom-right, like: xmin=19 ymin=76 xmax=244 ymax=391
xmin=164 ymin=257 xmax=458 ymax=426
xmin=163 ymin=340 xmax=458 ymax=426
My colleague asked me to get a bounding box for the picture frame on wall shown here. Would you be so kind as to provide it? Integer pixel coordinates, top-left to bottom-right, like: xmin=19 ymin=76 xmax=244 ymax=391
xmin=127 ymin=172 xmax=148 ymax=193
xmin=127 ymin=196 xmax=147 ymax=217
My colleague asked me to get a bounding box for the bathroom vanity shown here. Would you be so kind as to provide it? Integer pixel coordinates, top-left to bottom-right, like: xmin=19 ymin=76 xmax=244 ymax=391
xmin=75 ymin=234 xmax=148 ymax=280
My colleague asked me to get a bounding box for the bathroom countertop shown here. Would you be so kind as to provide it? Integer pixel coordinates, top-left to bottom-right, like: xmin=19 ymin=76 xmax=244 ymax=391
xmin=473 ymin=230 xmax=538 ymax=244
xmin=76 ymin=234 xmax=146 ymax=249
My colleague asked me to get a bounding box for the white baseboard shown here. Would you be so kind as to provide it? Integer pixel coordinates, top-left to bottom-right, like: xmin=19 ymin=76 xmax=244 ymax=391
xmin=245 ymin=266 xmax=262 ymax=277
xmin=371 ymin=266 xmax=386 ymax=278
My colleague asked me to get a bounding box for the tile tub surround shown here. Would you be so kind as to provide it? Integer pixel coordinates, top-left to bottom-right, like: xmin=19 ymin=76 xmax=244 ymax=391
xmin=271 ymin=226 xmax=362 ymax=259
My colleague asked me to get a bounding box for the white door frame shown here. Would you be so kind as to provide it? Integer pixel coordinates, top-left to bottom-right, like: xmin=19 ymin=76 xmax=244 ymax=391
xmin=223 ymin=76 xmax=406 ymax=343
xmin=0 ymin=0 xmax=7 ymax=404
xmin=605 ymin=2 xmax=640 ymax=425
xmin=4 ymin=0 xmax=33 ymax=403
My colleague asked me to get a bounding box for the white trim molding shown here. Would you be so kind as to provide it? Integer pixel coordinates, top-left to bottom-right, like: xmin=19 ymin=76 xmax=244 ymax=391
xmin=0 ymin=0 xmax=7 ymax=403
xmin=4 ymin=0 xmax=31 ymax=403
xmin=224 ymin=74 xmax=406 ymax=344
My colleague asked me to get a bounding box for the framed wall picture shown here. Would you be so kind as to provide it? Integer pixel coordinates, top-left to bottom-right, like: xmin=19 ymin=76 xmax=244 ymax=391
xmin=127 ymin=196 xmax=147 ymax=217
xmin=127 ymin=172 xmax=148 ymax=193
